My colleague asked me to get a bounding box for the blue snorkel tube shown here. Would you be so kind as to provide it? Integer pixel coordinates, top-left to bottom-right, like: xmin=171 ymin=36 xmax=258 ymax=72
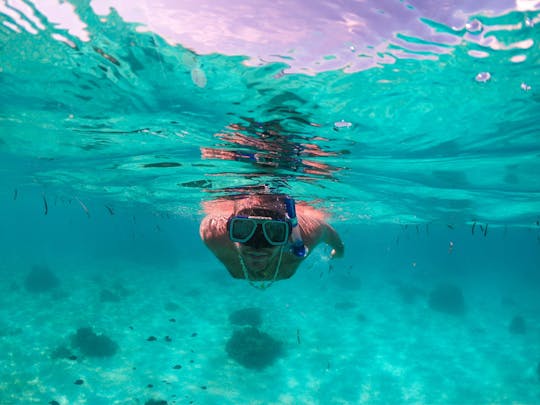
xmin=284 ymin=197 xmax=308 ymax=258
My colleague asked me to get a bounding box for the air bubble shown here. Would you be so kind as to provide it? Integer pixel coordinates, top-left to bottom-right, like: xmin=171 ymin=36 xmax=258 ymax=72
xmin=273 ymin=70 xmax=285 ymax=79
xmin=520 ymin=82 xmax=531 ymax=91
xmin=465 ymin=19 xmax=483 ymax=34
xmin=334 ymin=120 xmax=352 ymax=129
xmin=191 ymin=68 xmax=207 ymax=88
xmin=475 ymin=72 xmax=491 ymax=83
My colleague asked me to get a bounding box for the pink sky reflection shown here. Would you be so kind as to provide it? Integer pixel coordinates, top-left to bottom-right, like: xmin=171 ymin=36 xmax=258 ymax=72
xmin=4 ymin=0 xmax=537 ymax=73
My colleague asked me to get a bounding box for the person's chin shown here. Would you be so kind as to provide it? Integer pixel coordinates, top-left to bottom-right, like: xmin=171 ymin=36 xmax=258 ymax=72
xmin=242 ymin=251 xmax=272 ymax=271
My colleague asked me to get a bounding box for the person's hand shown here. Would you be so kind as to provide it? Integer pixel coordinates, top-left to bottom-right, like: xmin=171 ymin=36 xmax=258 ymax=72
xmin=330 ymin=246 xmax=344 ymax=259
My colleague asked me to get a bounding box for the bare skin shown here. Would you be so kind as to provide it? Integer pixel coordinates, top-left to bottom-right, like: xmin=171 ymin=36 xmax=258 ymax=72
xmin=199 ymin=195 xmax=344 ymax=281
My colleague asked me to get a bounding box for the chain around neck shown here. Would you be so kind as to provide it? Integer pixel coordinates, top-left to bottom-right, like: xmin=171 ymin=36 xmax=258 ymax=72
xmin=238 ymin=246 xmax=284 ymax=290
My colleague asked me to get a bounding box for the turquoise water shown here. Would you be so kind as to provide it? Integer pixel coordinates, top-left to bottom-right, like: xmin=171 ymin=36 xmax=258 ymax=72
xmin=1 ymin=2 xmax=540 ymax=404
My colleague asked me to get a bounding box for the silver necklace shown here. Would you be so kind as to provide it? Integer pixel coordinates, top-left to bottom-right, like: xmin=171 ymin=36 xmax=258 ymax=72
xmin=238 ymin=246 xmax=284 ymax=290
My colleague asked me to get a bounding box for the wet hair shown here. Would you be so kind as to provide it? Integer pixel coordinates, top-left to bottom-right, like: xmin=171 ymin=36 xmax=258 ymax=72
xmin=236 ymin=207 xmax=286 ymax=220
xmin=230 ymin=193 xmax=288 ymax=218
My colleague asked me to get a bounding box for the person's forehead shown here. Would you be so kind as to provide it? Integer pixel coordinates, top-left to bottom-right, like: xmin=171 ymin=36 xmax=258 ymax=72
xmin=237 ymin=207 xmax=284 ymax=219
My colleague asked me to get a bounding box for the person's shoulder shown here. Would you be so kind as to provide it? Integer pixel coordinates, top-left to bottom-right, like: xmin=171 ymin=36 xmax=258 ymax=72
xmin=295 ymin=202 xmax=328 ymax=220
xmin=297 ymin=211 xmax=325 ymax=236
xmin=199 ymin=215 xmax=229 ymax=241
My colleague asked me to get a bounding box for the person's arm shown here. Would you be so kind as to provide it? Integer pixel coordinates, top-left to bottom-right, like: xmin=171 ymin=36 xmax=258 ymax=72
xmin=323 ymin=223 xmax=344 ymax=258
xmin=199 ymin=215 xmax=229 ymax=248
xmin=199 ymin=216 xmax=243 ymax=278
xmin=296 ymin=213 xmax=344 ymax=259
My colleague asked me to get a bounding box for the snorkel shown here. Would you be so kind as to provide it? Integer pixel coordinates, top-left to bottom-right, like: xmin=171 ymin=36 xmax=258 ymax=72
xmin=284 ymin=197 xmax=308 ymax=258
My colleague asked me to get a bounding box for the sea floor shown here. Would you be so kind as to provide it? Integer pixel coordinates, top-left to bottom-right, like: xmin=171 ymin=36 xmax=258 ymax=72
xmin=1 ymin=250 xmax=539 ymax=405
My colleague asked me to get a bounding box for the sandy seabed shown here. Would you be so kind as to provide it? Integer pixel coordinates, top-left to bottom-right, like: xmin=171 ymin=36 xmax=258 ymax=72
xmin=0 ymin=252 xmax=539 ymax=405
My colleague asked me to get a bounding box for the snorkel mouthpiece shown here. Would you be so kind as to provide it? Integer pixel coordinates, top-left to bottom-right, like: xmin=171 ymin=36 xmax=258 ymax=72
xmin=284 ymin=197 xmax=308 ymax=258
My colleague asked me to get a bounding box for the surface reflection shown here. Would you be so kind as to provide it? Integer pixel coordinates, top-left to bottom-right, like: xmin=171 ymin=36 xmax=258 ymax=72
xmin=201 ymin=117 xmax=344 ymax=178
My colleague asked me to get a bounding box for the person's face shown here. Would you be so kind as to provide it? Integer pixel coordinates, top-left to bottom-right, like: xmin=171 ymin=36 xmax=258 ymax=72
xmin=237 ymin=243 xmax=281 ymax=273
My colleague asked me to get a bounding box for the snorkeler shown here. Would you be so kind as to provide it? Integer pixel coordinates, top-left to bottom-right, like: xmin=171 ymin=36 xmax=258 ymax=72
xmin=199 ymin=193 xmax=344 ymax=288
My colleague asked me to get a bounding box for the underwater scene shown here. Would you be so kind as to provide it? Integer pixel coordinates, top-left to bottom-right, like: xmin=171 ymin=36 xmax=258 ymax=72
xmin=1 ymin=0 xmax=540 ymax=404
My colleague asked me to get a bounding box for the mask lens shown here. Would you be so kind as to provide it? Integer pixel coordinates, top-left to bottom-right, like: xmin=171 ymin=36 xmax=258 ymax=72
xmin=263 ymin=221 xmax=289 ymax=244
xmin=231 ymin=218 xmax=257 ymax=242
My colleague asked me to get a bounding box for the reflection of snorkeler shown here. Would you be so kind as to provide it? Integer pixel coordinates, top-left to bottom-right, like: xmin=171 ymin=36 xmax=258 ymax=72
xmin=199 ymin=193 xmax=344 ymax=289
xmin=200 ymin=120 xmax=342 ymax=177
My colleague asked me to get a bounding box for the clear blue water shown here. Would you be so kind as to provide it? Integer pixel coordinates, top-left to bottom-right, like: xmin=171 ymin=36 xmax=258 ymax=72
xmin=1 ymin=1 xmax=540 ymax=404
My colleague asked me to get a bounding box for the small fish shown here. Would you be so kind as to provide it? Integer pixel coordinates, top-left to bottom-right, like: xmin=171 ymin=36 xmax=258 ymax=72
xmin=416 ymin=225 xmax=419 ymax=234
xmin=447 ymin=224 xmax=454 ymax=230
xmin=143 ymin=162 xmax=182 ymax=168
xmin=448 ymin=240 xmax=454 ymax=254
xmin=480 ymin=224 xmax=484 ymax=234
xmin=42 ymin=194 xmax=48 ymax=215
xmin=179 ymin=179 xmax=212 ymax=188
xmin=105 ymin=205 xmax=115 ymax=215
xmin=425 ymin=223 xmax=430 ymax=235
xmin=483 ymin=223 xmax=488 ymax=237
xmin=296 ymin=329 xmax=301 ymax=345
xmin=13 ymin=188 xmax=17 ymax=200
xmin=472 ymin=221 xmax=476 ymax=235
xmin=75 ymin=197 xmax=90 ymax=217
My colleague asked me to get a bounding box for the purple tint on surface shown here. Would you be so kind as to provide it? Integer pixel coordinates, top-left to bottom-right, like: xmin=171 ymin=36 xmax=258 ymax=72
xmin=16 ymin=0 xmax=539 ymax=72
